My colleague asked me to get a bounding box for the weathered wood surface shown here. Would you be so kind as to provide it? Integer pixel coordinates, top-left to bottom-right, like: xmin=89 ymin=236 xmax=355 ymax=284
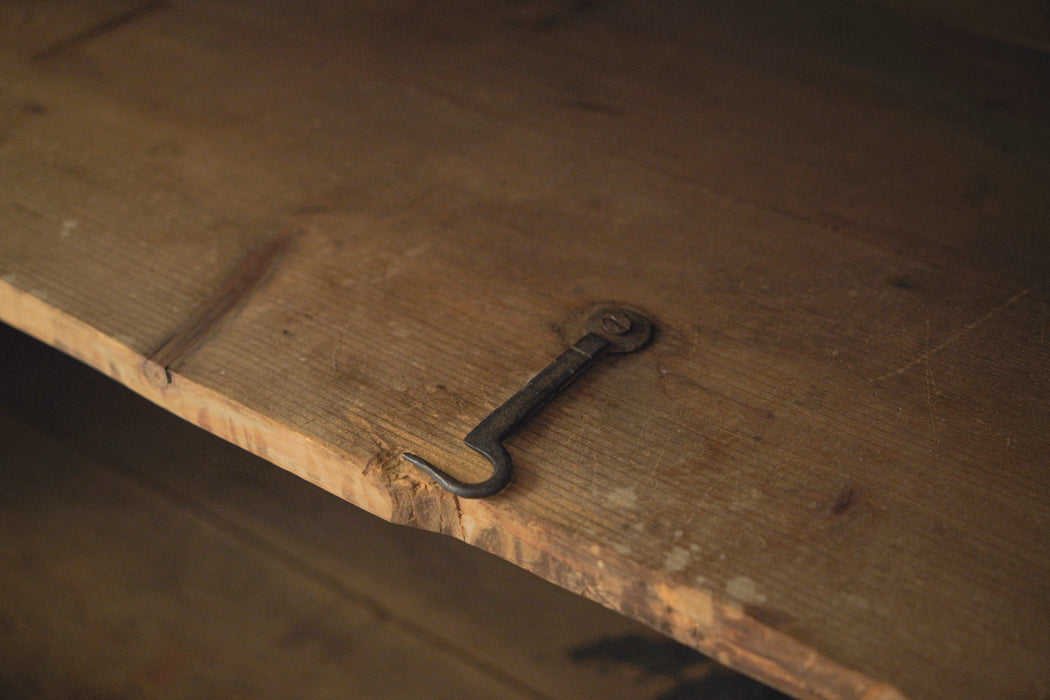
xmin=1 ymin=323 xmax=783 ymax=699
xmin=0 ymin=1 xmax=1047 ymax=698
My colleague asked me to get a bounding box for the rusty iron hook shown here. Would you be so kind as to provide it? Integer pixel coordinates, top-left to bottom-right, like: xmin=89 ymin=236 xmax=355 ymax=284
xmin=403 ymin=305 xmax=654 ymax=498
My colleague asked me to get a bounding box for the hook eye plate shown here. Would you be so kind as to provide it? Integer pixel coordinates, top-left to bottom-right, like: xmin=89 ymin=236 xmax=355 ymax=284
xmin=582 ymin=306 xmax=654 ymax=353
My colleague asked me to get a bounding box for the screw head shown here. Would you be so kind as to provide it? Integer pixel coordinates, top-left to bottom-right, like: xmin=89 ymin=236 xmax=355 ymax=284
xmin=601 ymin=311 xmax=632 ymax=335
xmin=583 ymin=305 xmax=653 ymax=354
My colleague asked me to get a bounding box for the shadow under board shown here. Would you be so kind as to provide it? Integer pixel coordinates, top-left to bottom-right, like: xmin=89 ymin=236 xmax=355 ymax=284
xmin=0 ymin=323 xmax=786 ymax=699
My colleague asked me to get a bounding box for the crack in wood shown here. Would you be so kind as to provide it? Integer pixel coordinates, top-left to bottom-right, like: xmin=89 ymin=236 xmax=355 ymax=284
xmin=33 ymin=0 xmax=169 ymax=62
xmin=145 ymin=232 xmax=294 ymax=385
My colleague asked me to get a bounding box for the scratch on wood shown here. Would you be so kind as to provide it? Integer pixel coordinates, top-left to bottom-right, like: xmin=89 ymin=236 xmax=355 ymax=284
xmin=33 ymin=1 xmax=169 ymax=61
xmin=1040 ymin=296 xmax=1047 ymax=346
xmin=923 ymin=319 xmax=938 ymax=442
xmin=873 ymin=285 xmax=1037 ymax=382
xmin=147 ymin=233 xmax=294 ymax=382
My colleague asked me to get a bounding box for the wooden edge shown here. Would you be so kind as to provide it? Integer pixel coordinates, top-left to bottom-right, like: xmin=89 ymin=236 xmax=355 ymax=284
xmin=0 ymin=280 xmax=395 ymax=521
xmin=0 ymin=279 xmax=907 ymax=700
xmin=445 ymin=499 xmax=909 ymax=700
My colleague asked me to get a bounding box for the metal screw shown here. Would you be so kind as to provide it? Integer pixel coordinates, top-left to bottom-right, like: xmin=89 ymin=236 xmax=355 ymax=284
xmin=601 ymin=311 xmax=632 ymax=335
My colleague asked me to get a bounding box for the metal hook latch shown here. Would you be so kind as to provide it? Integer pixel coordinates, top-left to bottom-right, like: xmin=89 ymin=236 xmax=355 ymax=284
xmin=403 ymin=305 xmax=654 ymax=498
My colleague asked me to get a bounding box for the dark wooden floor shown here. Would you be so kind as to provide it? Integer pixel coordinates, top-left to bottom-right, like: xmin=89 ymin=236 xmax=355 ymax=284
xmin=0 ymin=322 xmax=786 ymax=699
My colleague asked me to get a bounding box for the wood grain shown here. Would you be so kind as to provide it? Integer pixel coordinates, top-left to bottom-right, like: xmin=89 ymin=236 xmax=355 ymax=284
xmin=1 ymin=323 xmax=783 ymax=700
xmin=1 ymin=1 xmax=1048 ymax=698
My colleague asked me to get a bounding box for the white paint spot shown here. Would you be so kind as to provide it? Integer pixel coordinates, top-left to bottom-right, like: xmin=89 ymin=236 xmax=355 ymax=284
xmin=842 ymin=593 xmax=870 ymax=610
xmin=60 ymin=219 xmax=77 ymax=238
xmin=726 ymin=576 xmax=767 ymax=604
xmin=405 ymin=242 xmax=432 ymax=259
xmin=608 ymin=486 xmax=637 ymax=509
xmin=664 ymin=546 xmax=691 ymax=573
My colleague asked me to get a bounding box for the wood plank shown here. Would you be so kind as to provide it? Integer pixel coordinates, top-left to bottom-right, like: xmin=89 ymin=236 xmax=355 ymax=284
xmin=0 ymin=318 xmax=787 ymax=700
xmin=1 ymin=2 xmax=1048 ymax=698
xmin=0 ymin=411 xmax=537 ymax=699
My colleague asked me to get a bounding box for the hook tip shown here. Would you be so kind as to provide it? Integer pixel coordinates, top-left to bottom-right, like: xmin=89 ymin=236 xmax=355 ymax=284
xmin=401 ymin=449 xmax=512 ymax=499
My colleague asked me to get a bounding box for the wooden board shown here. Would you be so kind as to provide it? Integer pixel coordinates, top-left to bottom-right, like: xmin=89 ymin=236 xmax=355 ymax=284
xmin=0 ymin=322 xmax=784 ymax=699
xmin=1 ymin=1 xmax=1048 ymax=698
